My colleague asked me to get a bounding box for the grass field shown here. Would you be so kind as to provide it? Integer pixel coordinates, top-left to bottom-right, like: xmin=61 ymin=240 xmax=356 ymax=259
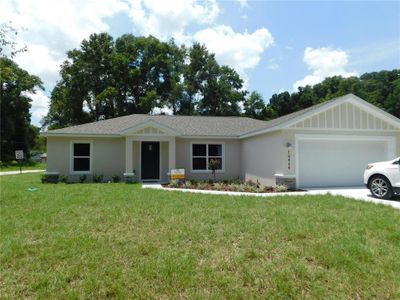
xmin=1 ymin=174 xmax=399 ymax=299
xmin=0 ymin=162 xmax=46 ymax=172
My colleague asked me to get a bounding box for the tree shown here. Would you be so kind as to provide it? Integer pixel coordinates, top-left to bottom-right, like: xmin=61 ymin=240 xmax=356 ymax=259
xmin=243 ymin=91 xmax=266 ymax=119
xmin=265 ymin=70 xmax=400 ymax=119
xmin=0 ymin=22 xmax=27 ymax=59
xmin=0 ymin=57 xmax=43 ymax=161
xmin=44 ymin=35 xmax=249 ymax=128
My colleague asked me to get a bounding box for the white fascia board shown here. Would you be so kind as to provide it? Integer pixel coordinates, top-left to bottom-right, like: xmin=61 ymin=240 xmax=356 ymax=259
xmin=180 ymin=135 xmax=240 ymax=139
xmin=41 ymin=132 xmax=121 ymax=138
xmin=240 ymin=126 xmax=281 ymax=139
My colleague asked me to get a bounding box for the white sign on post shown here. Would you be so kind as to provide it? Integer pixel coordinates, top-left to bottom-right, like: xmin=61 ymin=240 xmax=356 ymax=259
xmin=170 ymin=169 xmax=185 ymax=180
xmin=15 ymin=150 xmax=24 ymax=160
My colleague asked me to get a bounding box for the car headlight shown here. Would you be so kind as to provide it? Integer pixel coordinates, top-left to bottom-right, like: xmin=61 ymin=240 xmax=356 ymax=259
xmin=366 ymin=164 xmax=374 ymax=170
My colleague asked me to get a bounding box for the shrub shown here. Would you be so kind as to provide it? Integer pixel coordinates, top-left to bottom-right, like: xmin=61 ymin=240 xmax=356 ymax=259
xmin=41 ymin=174 xmax=48 ymax=183
xmin=41 ymin=174 xmax=59 ymax=184
xmin=213 ymin=182 xmax=225 ymax=190
xmin=112 ymin=175 xmax=121 ymax=183
xmin=246 ymin=180 xmax=256 ymax=187
xmin=197 ymin=181 xmax=208 ymax=190
xmin=169 ymin=179 xmax=180 ymax=188
xmin=183 ymin=180 xmax=192 ymax=188
xmin=275 ymin=184 xmax=288 ymax=192
xmin=93 ymin=174 xmax=104 ymax=183
xmin=59 ymin=175 xmax=68 ymax=183
xmin=208 ymin=158 xmax=220 ymax=181
xmin=79 ymin=175 xmax=87 ymax=183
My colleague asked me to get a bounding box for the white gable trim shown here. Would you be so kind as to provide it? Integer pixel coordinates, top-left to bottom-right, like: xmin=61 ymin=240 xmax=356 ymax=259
xmin=120 ymin=120 xmax=181 ymax=136
xmin=282 ymin=94 xmax=400 ymax=129
xmin=240 ymin=94 xmax=400 ymax=139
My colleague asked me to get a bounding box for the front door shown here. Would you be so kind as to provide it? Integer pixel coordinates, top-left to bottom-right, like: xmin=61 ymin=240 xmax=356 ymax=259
xmin=141 ymin=142 xmax=160 ymax=180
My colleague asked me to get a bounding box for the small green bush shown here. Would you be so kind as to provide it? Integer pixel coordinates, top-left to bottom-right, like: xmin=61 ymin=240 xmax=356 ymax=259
xmin=169 ymin=179 xmax=180 ymax=188
xmin=112 ymin=175 xmax=121 ymax=183
xmin=197 ymin=181 xmax=208 ymax=190
xmin=41 ymin=174 xmax=59 ymax=184
xmin=213 ymin=182 xmax=225 ymax=190
xmin=79 ymin=175 xmax=87 ymax=183
xmin=59 ymin=175 xmax=68 ymax=183
xmin=275 ymin=184 xmax=288 ymax=192
xmin=93 ymin=174 xmax=104 ymax=183
xmin=183 ymin=180 xmax=192 ymax=188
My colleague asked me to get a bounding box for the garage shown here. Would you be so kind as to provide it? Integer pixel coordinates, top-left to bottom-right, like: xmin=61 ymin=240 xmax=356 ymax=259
xmin=297 ymin=136 xmax=396 ymax=188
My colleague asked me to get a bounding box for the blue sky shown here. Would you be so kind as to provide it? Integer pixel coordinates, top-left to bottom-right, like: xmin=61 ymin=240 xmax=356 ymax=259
xmin=2 ymin=0 xmax=399 ymax=125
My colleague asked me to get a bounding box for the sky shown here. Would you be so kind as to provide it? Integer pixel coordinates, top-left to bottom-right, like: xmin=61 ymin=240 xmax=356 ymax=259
xmin=1 ymin=0 xmax=399 ymax=126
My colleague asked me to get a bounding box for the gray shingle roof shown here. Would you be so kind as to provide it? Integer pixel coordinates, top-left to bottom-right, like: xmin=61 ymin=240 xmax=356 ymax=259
xmin=45 ymin=114 xmax=270 ymax=137
xmin=46 ymin=94 xmax=387 ymax=137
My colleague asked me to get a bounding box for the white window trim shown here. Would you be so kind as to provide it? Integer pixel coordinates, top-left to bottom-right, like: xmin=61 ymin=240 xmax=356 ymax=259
xmin=69 ymin=140 xmax=93 ymax=174
xmin=190 ymin=142 xmax=225 ymax=173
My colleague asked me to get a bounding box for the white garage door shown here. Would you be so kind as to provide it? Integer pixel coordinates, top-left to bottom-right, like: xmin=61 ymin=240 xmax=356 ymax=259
xmin=297 ymin=137 xmax=394 ymax=188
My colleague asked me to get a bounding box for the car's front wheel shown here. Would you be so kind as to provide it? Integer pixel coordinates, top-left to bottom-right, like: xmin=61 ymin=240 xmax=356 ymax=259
xmin=369 ymin=176 xmax=393 ymax=200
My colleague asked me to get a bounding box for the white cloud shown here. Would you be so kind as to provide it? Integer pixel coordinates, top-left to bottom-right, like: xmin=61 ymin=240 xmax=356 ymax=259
xmin=267 ymin=59 xmax=279 ymax=70
xmin=126 ymin=0 xmax=274 ymax=80
xmin=267 ymin=63 xmax=279 ymax=70
xmin=14 ymin=43 xmax=63 ymax=85
xmin=293 ymin=47 xmax=357 ymax=90
xmin=193 ymin=25 xmax=274 ymax=76
xmin=151 ymin=105 xmax=173 ymax=115
xmin=1 ymin=0 xmax=275 ymax=125
xmin=127 ymin=0 xmax=219 ymax=43
xmin=24 ymin=90 xmax=51 ymax=126
xmin=235 ymin=0 xmax=248 ymax=8
xmin=1 ymin=0 xmax=128 ymax=125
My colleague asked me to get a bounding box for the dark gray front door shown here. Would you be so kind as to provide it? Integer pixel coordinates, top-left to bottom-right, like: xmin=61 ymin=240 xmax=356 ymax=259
xmin=141 ymin=142 xmax=160 ymax=180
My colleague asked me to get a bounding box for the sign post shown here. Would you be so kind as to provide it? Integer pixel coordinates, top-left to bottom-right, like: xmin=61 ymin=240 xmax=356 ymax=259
xmin=15 ymin=150 xmax=24 ymax=174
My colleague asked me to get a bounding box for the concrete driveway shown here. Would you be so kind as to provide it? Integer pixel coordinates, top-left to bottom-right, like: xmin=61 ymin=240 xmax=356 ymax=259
xmin=306 ymin=187 xmax=400 ymax=209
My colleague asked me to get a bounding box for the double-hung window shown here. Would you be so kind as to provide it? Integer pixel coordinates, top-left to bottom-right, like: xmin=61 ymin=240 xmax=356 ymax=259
xmin=71 ymin=142 xmax=92 ymax=173
xmin=192 ymin=143 xmax=223 ymax=171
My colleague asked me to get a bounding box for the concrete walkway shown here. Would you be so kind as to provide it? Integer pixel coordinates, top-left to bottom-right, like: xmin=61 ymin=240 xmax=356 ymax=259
xmin=0 ymin=170 xmax=44 ymax=176
xmin=142 ymin=184 xmax=400 ymax=210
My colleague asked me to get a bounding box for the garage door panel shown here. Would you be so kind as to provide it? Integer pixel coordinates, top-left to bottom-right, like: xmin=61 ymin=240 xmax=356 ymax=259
xmin=298 ymin=138 xmax=390 ymax=188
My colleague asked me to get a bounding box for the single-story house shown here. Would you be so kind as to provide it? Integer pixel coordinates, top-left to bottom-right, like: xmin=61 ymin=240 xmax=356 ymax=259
xmin=43 ymin=94 xmax=400 ymax=188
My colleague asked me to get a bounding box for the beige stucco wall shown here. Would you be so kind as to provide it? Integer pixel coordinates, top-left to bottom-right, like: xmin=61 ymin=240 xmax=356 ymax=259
xmin=241 ymin=130 xmax=286 ymax=186
xmin=175 ymin=138 xmax=242 ymax=181
xmin=46 ymin=136 xmax=125 ymax=181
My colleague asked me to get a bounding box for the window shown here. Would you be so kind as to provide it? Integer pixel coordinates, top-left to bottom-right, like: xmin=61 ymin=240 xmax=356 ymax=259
xmin=71 ymin=142 xmax=92 ymax=173
xmin=192 ymin=143 xmax=223 ymax=171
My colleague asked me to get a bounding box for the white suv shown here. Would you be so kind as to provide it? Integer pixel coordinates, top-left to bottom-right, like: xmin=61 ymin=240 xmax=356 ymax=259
xmin=364 ymin=157 xmax=400 ymax=199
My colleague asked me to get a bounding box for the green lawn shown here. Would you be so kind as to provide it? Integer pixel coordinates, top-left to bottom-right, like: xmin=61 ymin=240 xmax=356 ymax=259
xmin=1 ymin=174 xmax=399 ymax=299
xmin=0 ymin=162 xmax=46 ymax=172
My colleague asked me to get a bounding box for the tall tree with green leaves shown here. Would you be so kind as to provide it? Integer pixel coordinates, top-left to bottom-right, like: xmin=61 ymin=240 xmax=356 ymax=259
xmin=0 ymin=57 xmax=43 ymax=161
xmin=265 ymin=70 xmax=400 ymax=119
xmin=243 ymin=91 xmax=266 ymax=119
